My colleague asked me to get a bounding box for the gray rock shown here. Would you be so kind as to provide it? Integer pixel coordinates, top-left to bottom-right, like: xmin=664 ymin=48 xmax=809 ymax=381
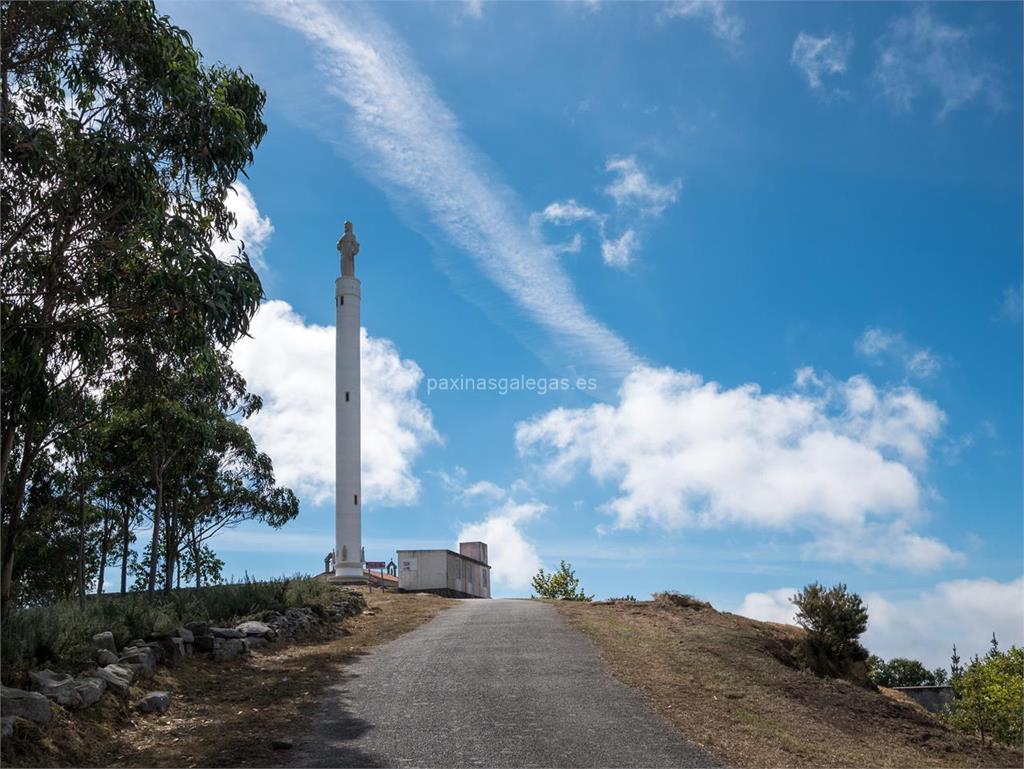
xmin=1 ymin=716 xmax=14 ymax=738
xmin=236 ymin=620 xmax=276 ymax=640
xmin=94 ymin=664 xmax=133 ymax=697
xmin=184 ymin=620 xmax=209 ymax=637
xmin=246 ymin=637 xmax=268 ymax=650
xmin=92 ymin=631 xmax=117 ymax=655
xmin=74 ymin=676 xmax=107 ymax=708
xmin=174 ymin=626 xmax=195 ymax=644
xmin=143 ymin=641 xmax=166 ymax=663
xmin=128 ymin=638 xmax=146 ymax=648
xmin=118 ymin=646 xmax=157 ymax=674
xmin=158 ymin=637 xmax=186 ymax=667
xmin=29 ymin=670 xmax=83 ymax=708
xmin=210 ymin=627 xmax=244 ymax=639
xmin=96 ymin=649 xmax=118 ymax=666
xmin=136 ymin=690 xmax=171 ymax=714
xmin=0 ymin=685 xmax=52 ymax=724
xmin=213 ymin=637 xmax=249 ymax=661
xmin=272 ymin=738 xmax=293 ymax=750
xmin=193 ymin=635 xmax=218 ymax=653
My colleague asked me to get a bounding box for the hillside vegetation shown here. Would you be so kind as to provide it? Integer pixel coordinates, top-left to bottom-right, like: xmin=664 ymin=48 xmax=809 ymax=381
xmin=557 ymin=595 xmax=1022 ymax=768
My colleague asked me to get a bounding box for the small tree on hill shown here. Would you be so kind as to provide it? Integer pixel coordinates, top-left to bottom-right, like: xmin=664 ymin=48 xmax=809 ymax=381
xmin=869 ymin=656 xmax=948 ymax=687
xmin=791 ymin=582 xmax=869 ymax=679
xmin=946 ymin=635 xmax=1024 ymax=747
xmin=531 ymin=561 xmax=592 ymax=601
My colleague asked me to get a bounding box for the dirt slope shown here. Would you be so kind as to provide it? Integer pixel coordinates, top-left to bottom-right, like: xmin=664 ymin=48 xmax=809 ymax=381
xmin=557 ymin=598 xmax=1022 ymax=769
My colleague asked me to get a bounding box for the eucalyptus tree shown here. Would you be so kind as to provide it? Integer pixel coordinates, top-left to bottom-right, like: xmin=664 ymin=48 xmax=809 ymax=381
xmin=0 ymin=1 xmax=267 ymax=611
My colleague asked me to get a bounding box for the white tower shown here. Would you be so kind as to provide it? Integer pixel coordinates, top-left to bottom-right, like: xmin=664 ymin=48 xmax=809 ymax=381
xmin=334 ymin=221 xmax=364 ymax=582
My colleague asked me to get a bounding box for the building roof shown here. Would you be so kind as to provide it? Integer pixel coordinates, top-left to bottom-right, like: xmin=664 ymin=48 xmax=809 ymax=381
xmin=397 ymin=548 xmax=491 ymax=569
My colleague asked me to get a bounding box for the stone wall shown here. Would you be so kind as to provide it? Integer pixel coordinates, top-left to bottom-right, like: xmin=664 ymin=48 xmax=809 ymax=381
xmin=893 ymin=685 xmax=956 ymax=713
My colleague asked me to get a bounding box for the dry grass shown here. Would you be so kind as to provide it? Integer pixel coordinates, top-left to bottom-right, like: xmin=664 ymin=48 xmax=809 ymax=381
xmin=5 ymin=589 xmax=453 ymax=768
xmin=557 ymin=599 xmax=1023 ymax=769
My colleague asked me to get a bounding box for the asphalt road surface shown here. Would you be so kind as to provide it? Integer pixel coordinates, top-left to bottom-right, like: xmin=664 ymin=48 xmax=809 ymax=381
xmin=288 ymin=599 xmax=718 ymax=768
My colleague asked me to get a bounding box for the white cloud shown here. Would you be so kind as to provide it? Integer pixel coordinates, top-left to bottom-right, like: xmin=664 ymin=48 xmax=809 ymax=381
xmin=457 ymin=499 xmax=545 ymax=590
xmin=736 ymin=587 xmax=798 ymax=626
xmin=659 ymin=0 xmax=743 ymax=45
xmin=463 ymin=480 xmax=508 ymax=502
xmin=539 ymin=199 xmax=603 ymax=226
xmin=600 ymin=229 xmax=638 ymax=269
xmin=232 ymin=300 xmax=439 ymax=507
xmin=604 ymin=156 xmax=682 ymax=216
xmin=855 ymin=328 xmax=941 ymax=380
xmin=212 ymin=183 xmax=274 ymax=271
xmin=464 ymin=0 xmax=483 ymax=20
xmin=517 ymin=365 xmax=954 ymax=570
xmin=873 ymin=7 xmax=1002 ymax=118
xmin=739 ymin=577 xmax=1024 ymax=669
xmin=791 ymin=32 xmax=853 ymax=91
xmin=261 ymin=1 xmax=638 ymax=377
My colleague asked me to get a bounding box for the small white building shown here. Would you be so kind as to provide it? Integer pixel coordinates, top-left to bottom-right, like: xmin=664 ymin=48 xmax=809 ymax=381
xmin=397 ymin=542 xmax=491 ymax=598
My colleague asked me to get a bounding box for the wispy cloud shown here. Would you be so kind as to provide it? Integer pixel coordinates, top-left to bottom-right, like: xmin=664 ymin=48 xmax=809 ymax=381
xmin=535 ymin=155 xmax=680 ymax=271
xmin=873 ymin=7 xmax=1002 ymax=118
xmin=659 ymin=0 xmax=743 ymax=46
xmin=791 ymin=32 xmax=853 ymax=94
xmin=604 ymin=155 xmax=682 ymax=216
xmin=855 ymin=327 xmax=942 ymax=380
xmin=259 ymin=1 xmax=638 ymax=377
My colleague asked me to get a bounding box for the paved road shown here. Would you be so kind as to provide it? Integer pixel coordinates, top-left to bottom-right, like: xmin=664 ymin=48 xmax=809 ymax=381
xmin=289 ymin=599 xmax=718 ymax=768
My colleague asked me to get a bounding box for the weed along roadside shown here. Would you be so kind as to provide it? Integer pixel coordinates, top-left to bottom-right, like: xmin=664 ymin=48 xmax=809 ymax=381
xmin=0 ymin=581 xmax=453 ymax=767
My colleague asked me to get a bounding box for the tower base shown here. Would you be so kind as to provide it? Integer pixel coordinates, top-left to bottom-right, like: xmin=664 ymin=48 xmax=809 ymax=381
xmin=329 ymin=565 xmax=367 ymax=586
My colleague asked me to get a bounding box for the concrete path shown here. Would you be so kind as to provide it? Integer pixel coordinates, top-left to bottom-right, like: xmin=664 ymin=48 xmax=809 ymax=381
xmin=289 ymin=599 xmax=718 ymax=768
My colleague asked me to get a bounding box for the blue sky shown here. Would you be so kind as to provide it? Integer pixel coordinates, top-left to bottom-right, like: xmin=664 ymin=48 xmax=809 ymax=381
xmin=160 ymin=0 xmax=1020 ymax=667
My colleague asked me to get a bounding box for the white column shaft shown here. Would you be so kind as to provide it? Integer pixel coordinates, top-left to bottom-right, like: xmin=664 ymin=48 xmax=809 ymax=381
xmin=335 ymin=275 xmax=362 ymax=578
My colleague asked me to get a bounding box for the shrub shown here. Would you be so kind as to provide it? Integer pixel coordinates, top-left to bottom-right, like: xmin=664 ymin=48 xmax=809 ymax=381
xmin=652 ymin=591 xmax=711 ymax=610
xmin=946 ymin=636 xmax=1024 ymax=747
xmin=791 ymin=582 xmax=869 ymax=681
xmin=531 ymin=561 xmax=592 ymax=601
xmin=868 ymin=656 xmax=947 ymax=687
xmin=1 ymin=574 xmax=339 ymax=681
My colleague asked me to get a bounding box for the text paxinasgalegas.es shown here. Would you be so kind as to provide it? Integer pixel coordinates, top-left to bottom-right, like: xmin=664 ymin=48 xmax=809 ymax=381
xmin=426 ymin=375 xmax=598 ymax=396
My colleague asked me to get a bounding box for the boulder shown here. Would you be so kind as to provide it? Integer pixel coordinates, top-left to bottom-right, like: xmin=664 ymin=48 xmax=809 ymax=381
xmin=96 ymin=649 xmax=118 ymax=666
xmin=184 ymin=620 xmax=209 ymax=637
xmin=158 ymin=637 xmax=187 ymax=667
xmin=213 ymin=638 xmax=249 ymax=661
xmin=193 ymin=635 xmax=218 ymax=653
xmin=29 ymin=670 xmax=83 ymax=708
xmin=1 ymin=716 xmax=14 ymax=738
xmin=94 ymin=664 xmax=133 ymax=697
xmin=246 ymin=637 xmax=268 ymax=650
xmin=136 ymin=690 xmax=171 ymax=714
xmin=0 ymin=686 xmax=52 ymax=725
xmin=74 ymin=676 xmax=107 ymax=708
xmin=118 ymin=646 xmax=157 ymax=674
xmin=128 ymin=638 xmax=146 ymax=648
xmin=174 ymin=626 xmax=195 ymax=644
xmin=92 ymin=631 xmax=117 ymax=655
xmin=236 ymin=620 xmax=276 ymax=640
xmin=210 ymin=627 xmax=244 ymax=639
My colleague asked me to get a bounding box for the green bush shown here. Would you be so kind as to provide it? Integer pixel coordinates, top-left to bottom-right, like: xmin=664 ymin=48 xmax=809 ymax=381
xmin=531 ymin=561 xmax=592 ymax=601
xmin=1 ymin=574 xmax=339 ymax=681
xmin=868 ymin=655 xmax=947 ymax=687
xmin=791 ymin=582 xmax=869 ymax=681
xmin=652 ymin=591 xmax=711 ymax=610
xmin=946 ymin=636 xmax=1024 ymax=747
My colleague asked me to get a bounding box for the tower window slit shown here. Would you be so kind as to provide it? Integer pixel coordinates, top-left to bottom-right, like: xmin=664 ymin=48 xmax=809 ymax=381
xmin=345 ymin=392 xmax=350 ymax=402
xmin=354 ymin=494 xmax=358 ymax=505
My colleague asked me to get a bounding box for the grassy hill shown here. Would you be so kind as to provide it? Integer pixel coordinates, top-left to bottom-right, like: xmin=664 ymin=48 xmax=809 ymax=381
xmin=557 ymin=595 xmax=1022 ymax=768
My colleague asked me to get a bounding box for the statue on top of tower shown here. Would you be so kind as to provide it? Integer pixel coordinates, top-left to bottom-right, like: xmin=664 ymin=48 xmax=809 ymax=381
xmin=337 ymin=221 xmax=360 ymax=277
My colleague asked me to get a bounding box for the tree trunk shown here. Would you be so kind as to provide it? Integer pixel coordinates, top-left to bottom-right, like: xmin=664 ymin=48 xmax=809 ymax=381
xmin=1 ymin=426 xmax=36 ymax=615
xmin=146 ymin=474 xmax=162 ymax=601
xmin=77 ymin=487 xmax=86 ymax=610
xmin=163 ymin=496 xmax=175 ymax=594
xmin=96 ymin=503 xmax=111 ymax=595
xmin=120 ymin=504 xmax=130 ymax=594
